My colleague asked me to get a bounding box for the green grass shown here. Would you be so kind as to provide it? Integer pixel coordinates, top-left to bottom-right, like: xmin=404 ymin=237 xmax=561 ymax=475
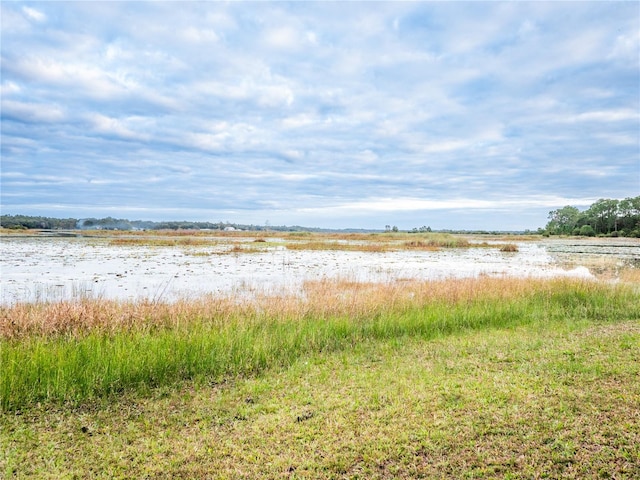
xmin=2 ymin=278 xmax=639 ymax=477
xmin=2 ymin=279 xmax=638 ymax=411
xmin=2 ymin=316 xmax=638 ymax=478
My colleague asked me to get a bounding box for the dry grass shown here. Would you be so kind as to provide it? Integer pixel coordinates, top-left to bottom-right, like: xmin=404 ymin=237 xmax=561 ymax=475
xmin=499 ymin=243 xmax=519 ymax=252
xmin=285 ymin=233 xmax=475 ymax=252
xmin=16 ymin=230 xmax=527 ymax=254
xmin=0 ymin=277 xmax=598 ymax=341
xmin=555 ymin=254 xmax=640 ymax=282
xmin=0 ymin=228 xmax=40 ymax=235
xmin=620 ymin=267 xmax=640 ymax=284
xmin=0 ymin=296 xmax=239 ymax=340
xmin=285 ymin=240 xmax=391 ymax=252
xmin=108 ymin=237 xmax=219 ymax=247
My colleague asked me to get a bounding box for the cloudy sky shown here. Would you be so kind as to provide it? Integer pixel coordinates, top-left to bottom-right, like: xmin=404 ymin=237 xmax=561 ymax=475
xmin=1 ymin=1 xmax=638 ymax=230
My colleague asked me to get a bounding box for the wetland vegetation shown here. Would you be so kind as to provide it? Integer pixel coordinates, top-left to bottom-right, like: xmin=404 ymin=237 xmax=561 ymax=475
xmin=1 ymin=229 xmax=639 ymax=478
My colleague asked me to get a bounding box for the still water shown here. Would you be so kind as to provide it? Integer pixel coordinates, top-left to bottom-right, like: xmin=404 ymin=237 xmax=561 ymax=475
xmin=1 ymin=235 xmax=638 ymax=305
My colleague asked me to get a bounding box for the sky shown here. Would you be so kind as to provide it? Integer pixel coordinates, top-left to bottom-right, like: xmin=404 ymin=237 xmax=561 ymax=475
xmin=1 ymin=1 xmax=639 ymax=231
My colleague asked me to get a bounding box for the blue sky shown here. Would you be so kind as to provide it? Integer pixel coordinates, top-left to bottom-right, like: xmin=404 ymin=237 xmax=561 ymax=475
xmin=1 ymin=1 xmax=638 ymax=230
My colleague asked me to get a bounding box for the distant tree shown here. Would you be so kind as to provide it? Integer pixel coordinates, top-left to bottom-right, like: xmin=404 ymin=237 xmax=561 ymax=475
xmin=546 ymin=206 xmax=580 ymax=235
xmin=0 ymin=214 xmax=77 ymax=229
xmin=541 ymin=197 xmax=640 ymax=237
xmin=392 ymin=226 xmax=399 ymax=232
xmin=586 ymin=199 xmax=619 ymax=234
xmin=618 ymin=196 xmax=640 ymax=234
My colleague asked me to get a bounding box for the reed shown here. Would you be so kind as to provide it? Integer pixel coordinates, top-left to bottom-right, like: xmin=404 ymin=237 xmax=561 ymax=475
xmin=2 ymin=278 xmax=637 ymax=410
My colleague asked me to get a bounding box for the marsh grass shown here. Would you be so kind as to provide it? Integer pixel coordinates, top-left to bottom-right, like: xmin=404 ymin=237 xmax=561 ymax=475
xmin=499 ymin=243 xmax=519 ymax=252
xmin=92 ymin=230 xmax=525 ymax=254
xmin=2 ymin=277 xmax=638 ymax=412
xmin=403 ymin=235 xmax=470 ymax=249
xmin=108 ymin=237 xmax=219 ymax=247
xmin=285 ymin=233 xmax=475 ymax=252
xmin=285 ymin=240 xmax=391 ymax=252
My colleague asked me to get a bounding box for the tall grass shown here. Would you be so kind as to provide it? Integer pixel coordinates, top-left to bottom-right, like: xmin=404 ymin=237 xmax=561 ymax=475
xmin=109 ymin=237 xmax=219 ymax=247
xmin=286 ymin=233 xmax=472 ymax=252
xmin=2 ymin=278 xmax=638 ymax=410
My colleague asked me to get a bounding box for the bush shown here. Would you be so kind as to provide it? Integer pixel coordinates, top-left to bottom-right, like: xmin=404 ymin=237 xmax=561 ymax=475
xmin=579 ymin=225 xmax=596 ymax=237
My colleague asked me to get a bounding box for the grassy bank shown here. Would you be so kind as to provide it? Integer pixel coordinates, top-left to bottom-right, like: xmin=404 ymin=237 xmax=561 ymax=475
xmin=2 ymin=286 xmax=638 ymax=478
xmin=2 ymin=278 xmax=638 ymax=412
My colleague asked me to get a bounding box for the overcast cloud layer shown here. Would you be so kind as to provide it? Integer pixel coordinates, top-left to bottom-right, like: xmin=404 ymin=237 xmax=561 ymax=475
xmin=1 ymin=1 xmax=639 ymax=230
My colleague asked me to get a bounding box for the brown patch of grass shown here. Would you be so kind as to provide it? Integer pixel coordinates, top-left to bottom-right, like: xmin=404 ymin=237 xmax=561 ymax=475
xmin=0 ymin=296 xmax=246 ymax=340
xmin=0 ymin=277 xmax=601 ymax=341
xmin=108 ymin=237 xmax=219 ymax=247
xmin=226 ymin=243 xmax=268 ymax=254
xmin=285 ymin=240 xmax=390 ymax=252
xmin=0 ymin=228 xmax=40 ymax=235
xmin=285 ymin=233 xmax=473 ymax=252
xmin=402 ymin=240 xmax=441 ymax=250
xmin=619 ymin=267 xmax=640 ymax=284
xmin=499 ymin=243 xmax=519 ymax=252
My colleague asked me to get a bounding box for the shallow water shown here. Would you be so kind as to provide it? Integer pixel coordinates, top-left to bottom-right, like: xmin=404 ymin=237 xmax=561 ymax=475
xmin=1 ymin=235 xmax=638 ymax=304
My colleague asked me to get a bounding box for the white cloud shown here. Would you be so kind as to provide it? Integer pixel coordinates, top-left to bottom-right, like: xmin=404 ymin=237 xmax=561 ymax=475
xmin=10 ymin=57 xmax=127 ymax=99
xmin=567 ymin=109 xmax=639 ymax=123
xmin=281 ymin=113 xmax=317 ymax=129
xmin=22 ymin=6 xmax=46 ymax=23
xmin=181 ymin=26 xmax=219 ymax=44
xmin=264 ymin=27 xmax=300 ymax=49
xmin=2 ymin=100 xmax=66 ymax=123
xmin=609 ymin=30 xmax=640 ymax=62
xmin=88 ymin=114 xmax=151 ymax=141
xmin=186 ymin=132 xmax=230 ymax=151
xmin=294 ymin=195 xmax=602 ymax=216
xmin=0 ymin=81 xmax=22 ymax=95
xmin=1 ymin=2 xmax=638 ymax=229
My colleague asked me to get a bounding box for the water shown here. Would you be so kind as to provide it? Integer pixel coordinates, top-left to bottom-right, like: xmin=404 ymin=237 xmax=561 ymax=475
xmin=1 ymin=235 xmax=638 ymax=305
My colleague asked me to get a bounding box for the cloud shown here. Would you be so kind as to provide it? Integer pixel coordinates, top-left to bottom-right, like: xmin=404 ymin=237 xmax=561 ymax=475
xmin=87 ymin=114 xmax=152 ymax=141
xmin=6 ymin=56 xmax=129 ymax=100
xmin=1 ymin=2 xmax=638 ymax=230
xmin=567 ymin=109 xmax=639 ymax=123
xmin=181 ymin=26 xmax=220 ymax=44
xmin=22 ymin=6 xmax=45 ymax=23
xmin=1 ymin=100 xmax=66 ymax=123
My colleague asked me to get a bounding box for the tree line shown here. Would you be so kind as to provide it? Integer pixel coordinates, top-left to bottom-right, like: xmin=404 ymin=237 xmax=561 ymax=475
xmin=0 ymin=215 xmax=78 ymax=230
xmin=545 ymin=197 xmax=640 ymax=237
xmin=3 ymin=199 xmax=639 ymax=236
xmin=0 ymin=215 xmax=324 ymax=233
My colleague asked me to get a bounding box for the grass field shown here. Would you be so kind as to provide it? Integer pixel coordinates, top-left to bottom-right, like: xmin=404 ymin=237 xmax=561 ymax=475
xmin=1 ymin=275 xmax=639 ymax=478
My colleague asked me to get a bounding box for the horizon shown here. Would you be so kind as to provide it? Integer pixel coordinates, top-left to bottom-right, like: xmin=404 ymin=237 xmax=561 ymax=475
xmin=2 ymin=2 xmax=639 ymax=231
xmin=0 ymin=211 xmax=535 ymax=232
